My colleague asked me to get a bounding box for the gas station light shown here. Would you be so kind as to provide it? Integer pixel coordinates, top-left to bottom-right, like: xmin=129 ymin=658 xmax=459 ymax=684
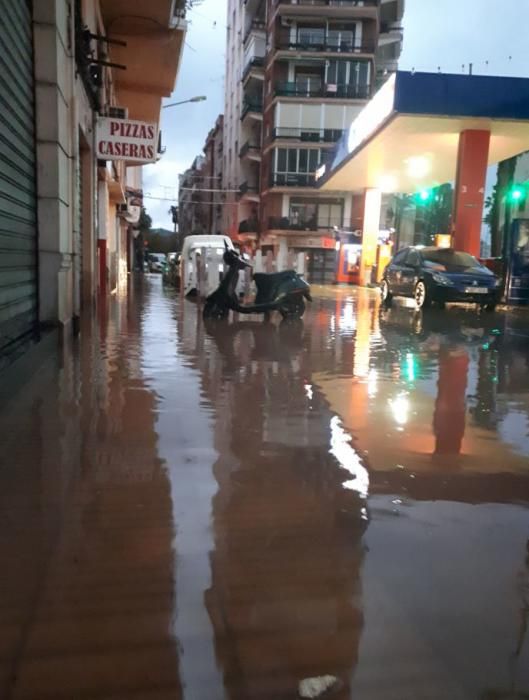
xmin=415 ymin=189 xmax=433 ymax=203
xmin=509 ymin=186 xmax=524 ymax=203
xmin=406 ymin=156 xmax=431 ymax=179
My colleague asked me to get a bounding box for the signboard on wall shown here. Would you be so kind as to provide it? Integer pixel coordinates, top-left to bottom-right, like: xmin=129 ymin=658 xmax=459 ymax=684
xmin=96 ymin=117 xmax=158 ymax=163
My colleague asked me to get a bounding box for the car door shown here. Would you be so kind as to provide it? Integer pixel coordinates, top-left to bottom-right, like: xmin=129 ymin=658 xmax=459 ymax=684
xmin=399 ymin=249 xmax=421 ymax=297
xmin=386 ymin=248 xmax=410 ymax=295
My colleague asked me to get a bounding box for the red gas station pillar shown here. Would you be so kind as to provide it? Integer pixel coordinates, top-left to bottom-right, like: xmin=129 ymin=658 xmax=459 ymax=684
xmin=453 ymin=129 xmax=491 ymax=257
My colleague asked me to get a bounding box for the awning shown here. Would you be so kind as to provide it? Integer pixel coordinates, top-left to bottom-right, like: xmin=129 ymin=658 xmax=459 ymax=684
xmin=317 ymin=71 xmax=529 ymax=194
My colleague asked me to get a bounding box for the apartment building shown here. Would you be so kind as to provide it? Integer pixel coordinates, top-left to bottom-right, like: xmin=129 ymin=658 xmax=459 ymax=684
xmin=179 ymin=114 xmax=225 ymax=239
xmin=223 ymin=0 xmax=404 ymax=282
xmin=0 ymin=0 xmax=188 ymax=370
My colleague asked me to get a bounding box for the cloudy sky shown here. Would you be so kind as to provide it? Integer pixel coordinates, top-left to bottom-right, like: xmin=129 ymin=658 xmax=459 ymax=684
xmin=144 ymin=0 xmax=528 ymax=228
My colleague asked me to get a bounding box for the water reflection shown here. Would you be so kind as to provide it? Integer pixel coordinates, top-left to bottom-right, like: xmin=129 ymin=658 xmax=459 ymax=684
xmin=198 ymin=317 xmax=368 ymax=698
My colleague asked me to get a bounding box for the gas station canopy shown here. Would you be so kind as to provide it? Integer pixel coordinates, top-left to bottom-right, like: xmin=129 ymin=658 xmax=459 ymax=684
xmin=317 ymin=71 xmax=529 ymax=193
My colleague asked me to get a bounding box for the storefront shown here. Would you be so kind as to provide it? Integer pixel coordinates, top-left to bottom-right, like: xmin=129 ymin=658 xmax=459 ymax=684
xmin=0 ymin=0 xmax=38 ymax=366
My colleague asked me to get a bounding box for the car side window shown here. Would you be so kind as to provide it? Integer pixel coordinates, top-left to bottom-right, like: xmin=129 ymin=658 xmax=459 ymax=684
xmin=406 ymin=250 xmax=421 ymax=267
xmin=392 ymin=249 xmax=408 ymax=265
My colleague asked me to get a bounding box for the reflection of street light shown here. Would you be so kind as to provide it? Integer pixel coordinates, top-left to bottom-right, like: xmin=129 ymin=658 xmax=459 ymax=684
xmin=162 ymin=95 xmax=207 ymax=109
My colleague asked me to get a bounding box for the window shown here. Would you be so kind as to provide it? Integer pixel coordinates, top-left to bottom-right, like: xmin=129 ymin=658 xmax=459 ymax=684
xmin=326 ymin=60 xmax=370 ymax=93
xmin=392 ymin=249 xmax=408 ymax=264
xmin=289 ymin=198 xmax=344 ymax=229
xmin=422 ymin=250 xmax=480 ymax=268
xmin=406 ymin=250 xmax=421 ymax=267
xmin=274 ymin=148 xmax=321 ymax=186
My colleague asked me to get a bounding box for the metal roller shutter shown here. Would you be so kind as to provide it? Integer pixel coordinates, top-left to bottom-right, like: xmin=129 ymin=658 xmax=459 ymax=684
xmin=0 ymin=0 xmax=37 ymax=365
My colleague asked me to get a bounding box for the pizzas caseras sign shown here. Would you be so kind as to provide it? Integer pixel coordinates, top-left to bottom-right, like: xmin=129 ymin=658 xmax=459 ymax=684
xmin=96 ymin=117 xmax=158 ymax=163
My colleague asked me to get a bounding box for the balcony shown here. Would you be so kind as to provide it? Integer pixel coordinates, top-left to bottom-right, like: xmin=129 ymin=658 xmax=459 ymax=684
xmin=276 ymin=32 xmax=375 ymax=55
xmin=239 ymin=181 xmax=261 ymax=200
xmin=241 ymin=98 xmax=263 ymax=121
xmin=275 ymin=82 xmax=370 ymax=100
xmin=243 ymin=18 xmax=266 ymax=45
xmin=268 ymin=215 xmax=350 ymax=231
xmin=271 ymin=127 xmax=344 ymax=143
xmin=239 ymin=218 xmax=260 ymax=235
xmin=272 ymin=0 xmax=379 ymax=20
xmin=269 ymin=173 xmax=317 ymax=188
xmin=239 ymin=141 xmax=262 ymax=159
xmin=241 ymin=56 xmax=265 ymax=83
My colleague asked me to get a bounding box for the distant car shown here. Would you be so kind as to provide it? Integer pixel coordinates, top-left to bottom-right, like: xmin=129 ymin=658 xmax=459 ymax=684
xmin=148 ymin=253 xmax=167 ymax=273
xmin=163 ymin=253 xmax=181 ymax=287
xmin=381 ymin=247 xmax=502 ymax=311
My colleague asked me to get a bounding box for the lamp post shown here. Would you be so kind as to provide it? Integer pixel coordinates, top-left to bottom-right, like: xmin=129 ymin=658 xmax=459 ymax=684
xmin=162 ymin=95 xmax=207 ymax=109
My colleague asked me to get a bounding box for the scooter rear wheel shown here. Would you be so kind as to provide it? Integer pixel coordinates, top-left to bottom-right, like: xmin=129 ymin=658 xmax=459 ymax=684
xmin=203 ymin=298 xmax=229 ymax=320
xmin=279 ymin=295 xmax=306 ymax=320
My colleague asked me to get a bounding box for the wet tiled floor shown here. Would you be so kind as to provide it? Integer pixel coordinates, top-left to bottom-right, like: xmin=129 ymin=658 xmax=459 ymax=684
xmin=0 ymin=276 xmax=528 ymax=699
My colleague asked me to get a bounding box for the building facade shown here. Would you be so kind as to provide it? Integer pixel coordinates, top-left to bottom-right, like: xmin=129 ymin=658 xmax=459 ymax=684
xmin=0 ymin=0 xmax=188 ymax=370
xmin=223 ymin=0 xmax=404 ymax=282
xmin=179 ymin=114 xmax=225 ymax=239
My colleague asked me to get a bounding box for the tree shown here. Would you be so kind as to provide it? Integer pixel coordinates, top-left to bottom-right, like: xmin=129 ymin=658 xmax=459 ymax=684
xmin=139 ymin=208 xmax=152 ymax=234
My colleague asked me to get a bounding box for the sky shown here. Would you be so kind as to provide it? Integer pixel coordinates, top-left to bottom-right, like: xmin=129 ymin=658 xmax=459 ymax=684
xmin=144 ymin=0 xmax=529 ymax=229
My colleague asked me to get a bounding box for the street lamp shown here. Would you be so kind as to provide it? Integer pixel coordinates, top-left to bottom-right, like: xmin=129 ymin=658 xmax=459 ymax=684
xmin=162 ymin=95 xmax=207 ymax=109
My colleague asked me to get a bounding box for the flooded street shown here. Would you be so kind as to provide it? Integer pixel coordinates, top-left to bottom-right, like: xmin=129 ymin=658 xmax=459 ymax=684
xmin=1 ymin=277 xmax=529 ymax=699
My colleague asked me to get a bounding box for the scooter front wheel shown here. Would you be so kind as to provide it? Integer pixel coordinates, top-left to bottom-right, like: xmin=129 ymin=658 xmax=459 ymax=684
xmin=203 ymin=298 xmax=229 ymax=320
xmin=279 ymin=295 xmax=306 ymax=320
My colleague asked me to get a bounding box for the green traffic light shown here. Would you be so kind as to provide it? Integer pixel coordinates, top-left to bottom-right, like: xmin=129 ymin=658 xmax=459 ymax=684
xmin=511 ymin=188 xmax=523 ymax=201
xmin=417 ymin=189 xmax=432 ymax=203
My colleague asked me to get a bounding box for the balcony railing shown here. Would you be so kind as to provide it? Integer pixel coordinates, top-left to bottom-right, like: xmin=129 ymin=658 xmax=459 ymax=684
xmin=243 ymin=18 xmax=266 ymax=45
xmin=271 ymin=127 xmax=344 ymax=143
xmin=241 ymin=98 xmax=263 ymax=120
xmin=269 ymin=173 xmax=317 ymax=188
xmin=274 ymin=0 xmax=379 ymax=7
xmin=268 ymin=216 xmax=349 ymax=231
xmin=241 ymin=56 xmax=265 ymax=82
xmin=239 ymin=141 xmax=261 ymax=158
xmin=239 ymin=181 xmax=260 ymax=196
xmin=276 ymin=33 xmax=375 ymax=54
xmin=275 ymin=82 xmax=370 ymax=99
xmin=239 ymin=218 xmax=260 ymax=234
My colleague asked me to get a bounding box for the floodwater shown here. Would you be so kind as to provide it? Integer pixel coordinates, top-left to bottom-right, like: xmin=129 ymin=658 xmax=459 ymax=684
xmin=1 ymin=277 xmax=528 ymax=700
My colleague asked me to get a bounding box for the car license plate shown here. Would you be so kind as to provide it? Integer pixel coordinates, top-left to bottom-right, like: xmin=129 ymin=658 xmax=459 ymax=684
xmin=465 ymin=287 xmax=488 ymax=294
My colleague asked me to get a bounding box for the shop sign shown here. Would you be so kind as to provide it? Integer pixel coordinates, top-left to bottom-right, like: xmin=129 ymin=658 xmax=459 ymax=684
xmin=96 ymin=117 xmax=158 ymax=163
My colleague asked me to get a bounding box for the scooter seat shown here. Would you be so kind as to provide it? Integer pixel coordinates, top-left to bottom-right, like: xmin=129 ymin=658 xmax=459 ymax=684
xmin=253 ymin=270 xmax=297 ymax=290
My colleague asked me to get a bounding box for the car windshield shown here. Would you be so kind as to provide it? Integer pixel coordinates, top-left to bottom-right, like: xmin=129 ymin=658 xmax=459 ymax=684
xmin=422 ymin=250 xmax=480 ymax=268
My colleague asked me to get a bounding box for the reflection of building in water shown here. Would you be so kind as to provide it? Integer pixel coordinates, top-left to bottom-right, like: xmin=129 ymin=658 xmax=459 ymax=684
xmin=313 ymin=299 xmax=529 ymax=497
xmin=186 ymin=316 xmax=368 ymax=699
xmin=433 ymin=346 xmax=468 ymax=457
xmin=0 ymin=288 xmax=183 ymax=697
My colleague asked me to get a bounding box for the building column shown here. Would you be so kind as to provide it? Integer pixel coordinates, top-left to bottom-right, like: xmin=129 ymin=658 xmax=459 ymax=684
xmin=360 ymin=188 xmax=382 ymax=285
xmin=33 ymin=0 xmax=75 ymax=330
xmin=453 ymin=129 xmax=491 ymax=257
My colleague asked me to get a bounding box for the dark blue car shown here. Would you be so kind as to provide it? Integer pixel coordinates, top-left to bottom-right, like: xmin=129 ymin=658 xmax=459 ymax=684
xmin=381 ymin=247 xmax=501 ymax=311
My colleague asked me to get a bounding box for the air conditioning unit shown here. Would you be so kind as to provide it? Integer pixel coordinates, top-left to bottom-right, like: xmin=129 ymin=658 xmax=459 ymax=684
xmin=107 ymin=106 xmax=129 ymax=119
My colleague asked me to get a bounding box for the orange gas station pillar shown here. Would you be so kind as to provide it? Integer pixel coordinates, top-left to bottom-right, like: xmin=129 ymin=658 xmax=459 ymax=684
xmin=360 ymin=188 xmax=382 ymax=285
xmin=453 ymin=129 xmax=491 ymax=257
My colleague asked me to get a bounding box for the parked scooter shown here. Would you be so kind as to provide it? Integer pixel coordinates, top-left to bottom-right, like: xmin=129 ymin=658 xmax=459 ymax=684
xmin=203 ymin=246 xmax=311 ymax=320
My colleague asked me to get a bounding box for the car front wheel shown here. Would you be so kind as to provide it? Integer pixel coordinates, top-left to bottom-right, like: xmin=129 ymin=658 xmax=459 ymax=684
xmin=414 ymin=281 xmax=431 ymax=310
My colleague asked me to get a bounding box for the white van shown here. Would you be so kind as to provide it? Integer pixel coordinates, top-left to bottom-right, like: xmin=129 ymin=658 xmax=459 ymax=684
xmin=181 ymin=235 xmax=234 ymax=297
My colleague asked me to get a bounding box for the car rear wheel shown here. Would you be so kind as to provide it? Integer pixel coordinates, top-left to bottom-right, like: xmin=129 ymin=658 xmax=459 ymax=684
xmin=380 ymin=279 xmax=393 ymax=306
xmin=414 ymin=281 xmax=431 ymax=310
xmin=480 ymin=302 xmax=497 ymax=313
